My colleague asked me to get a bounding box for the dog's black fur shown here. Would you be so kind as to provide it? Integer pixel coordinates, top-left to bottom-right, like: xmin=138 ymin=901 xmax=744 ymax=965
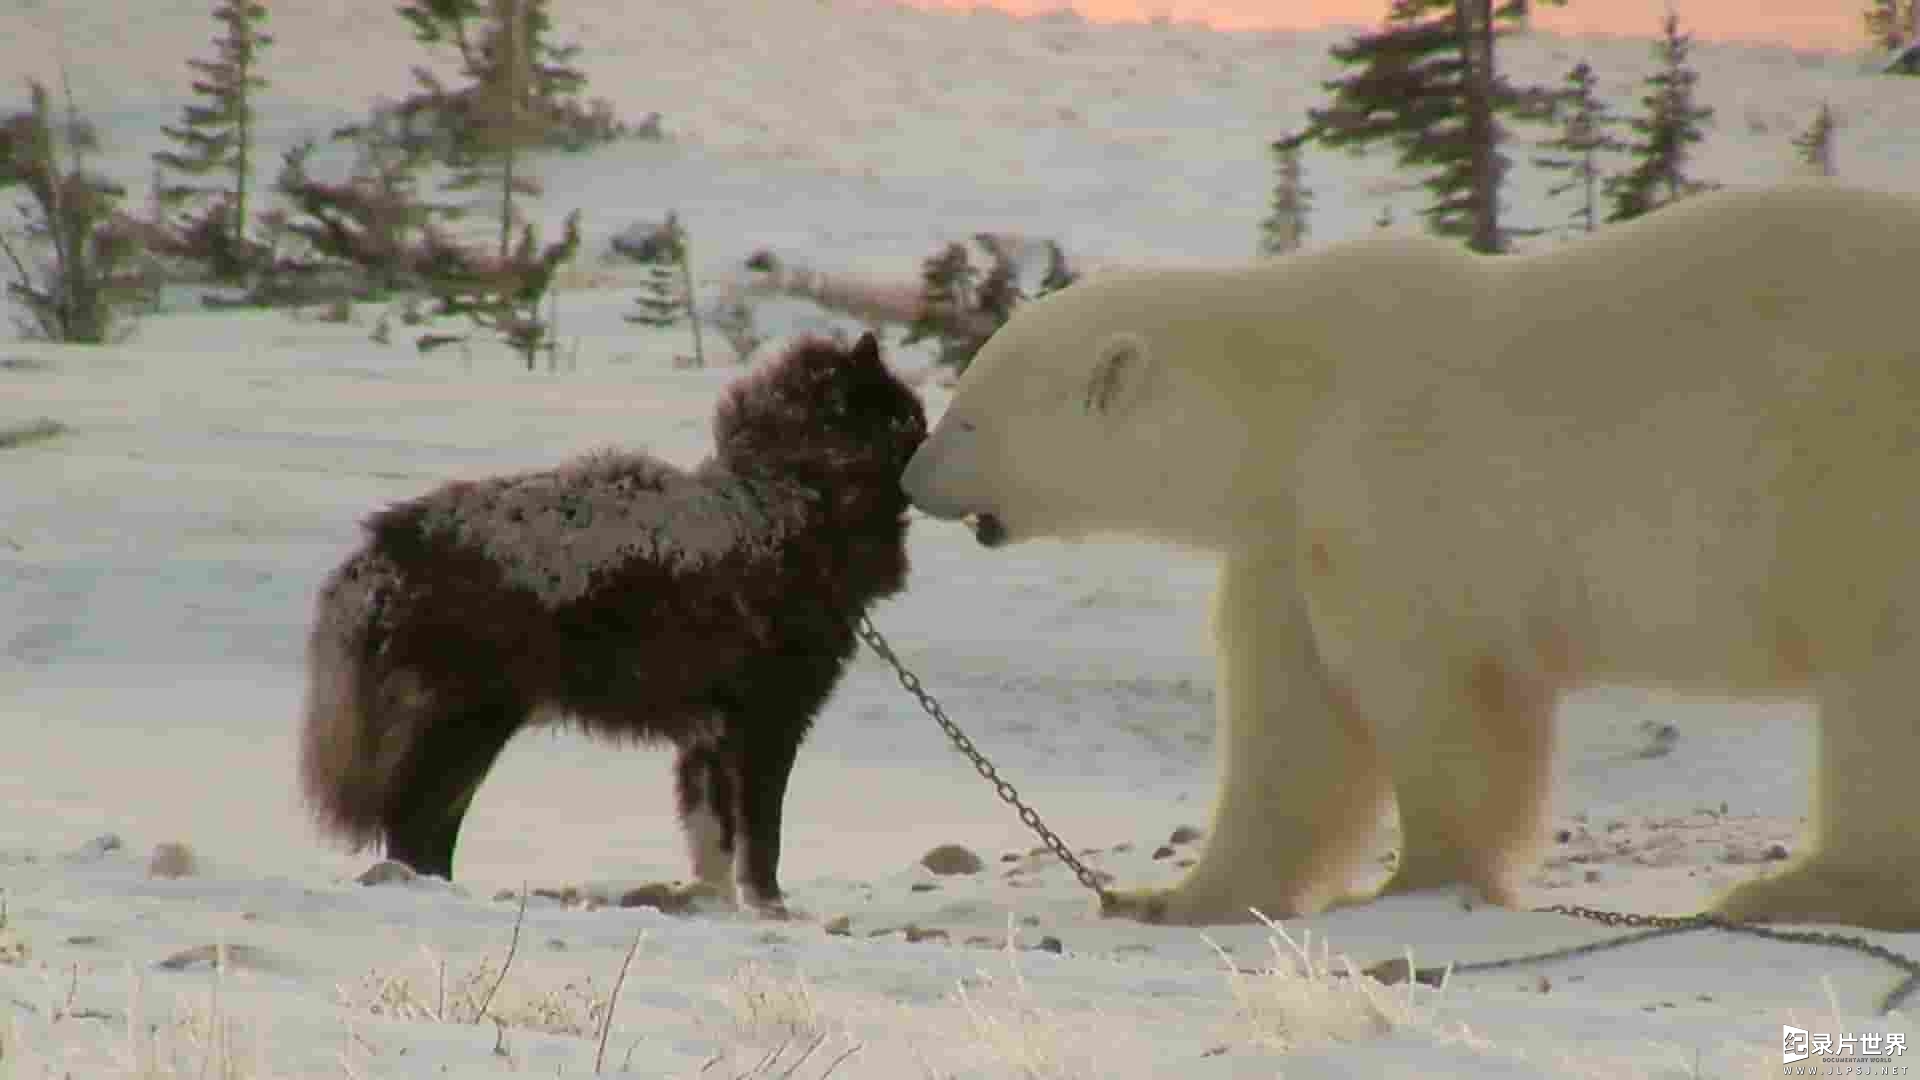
xmin=298 ymin=332 xmax=926 ymax=913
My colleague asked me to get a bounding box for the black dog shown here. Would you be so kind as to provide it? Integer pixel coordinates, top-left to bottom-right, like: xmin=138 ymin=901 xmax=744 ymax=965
xmin=298 ymin=332 xmax=926 ymax=914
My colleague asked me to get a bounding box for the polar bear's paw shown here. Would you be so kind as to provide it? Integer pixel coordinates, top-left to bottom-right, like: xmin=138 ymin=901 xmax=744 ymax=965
xmin=1097 ymin=884 xmax=1368 ymax=926
xmin=1710 ymin=862 xmax=1920 ymax=931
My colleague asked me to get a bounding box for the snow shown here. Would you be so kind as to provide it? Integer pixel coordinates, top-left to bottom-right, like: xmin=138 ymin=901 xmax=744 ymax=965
xmin=3 ymin=1 xmax=1919 ymax=1076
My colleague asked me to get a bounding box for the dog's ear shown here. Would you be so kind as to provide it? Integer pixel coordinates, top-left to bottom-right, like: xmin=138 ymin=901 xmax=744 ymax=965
xmin=851 ymin=331 xmax=883 ymax=370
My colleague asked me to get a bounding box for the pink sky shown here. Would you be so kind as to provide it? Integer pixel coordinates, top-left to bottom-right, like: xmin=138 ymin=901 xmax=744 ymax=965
xmin=908 ymin=2 xmax=1865 ymax=52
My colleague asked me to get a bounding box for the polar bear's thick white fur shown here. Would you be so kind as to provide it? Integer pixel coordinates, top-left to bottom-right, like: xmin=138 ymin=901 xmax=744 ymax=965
xmin=900 ymin=183 xmax=1920 ymax=930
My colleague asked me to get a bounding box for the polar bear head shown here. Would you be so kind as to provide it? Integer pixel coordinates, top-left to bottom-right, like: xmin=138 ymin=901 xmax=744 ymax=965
xmin=900 ymin=270 xmax=1264 ymax=552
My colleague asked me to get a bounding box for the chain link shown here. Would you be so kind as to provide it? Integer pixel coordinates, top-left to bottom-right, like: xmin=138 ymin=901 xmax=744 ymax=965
xmin=855 ymin=615 xmax=1920 ymax=1015
xmin=855 ymin=613 xmax=1114 ymax=902
xmin=1425 ymin=903 xmax=1920 ymax=1015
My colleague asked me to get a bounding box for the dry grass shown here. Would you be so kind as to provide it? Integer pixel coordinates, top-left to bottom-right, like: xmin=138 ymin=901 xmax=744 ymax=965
xmin=1209 ymin=911 xmax=1466 ymax=1053
xmin=2 ymin=944 xmax=275 ymax=1079
xmin=332 ymin=942 xmax=614 ymax=1036
xmin=0 ymin=417 xmax=69 ymax=451
xmin=716 ymin=960 xmax=831 ymax=1046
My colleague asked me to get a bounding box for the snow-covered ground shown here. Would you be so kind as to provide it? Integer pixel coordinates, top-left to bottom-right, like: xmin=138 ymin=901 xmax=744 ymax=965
xmin=4 ymin=2 xmax=1919 ymax=1076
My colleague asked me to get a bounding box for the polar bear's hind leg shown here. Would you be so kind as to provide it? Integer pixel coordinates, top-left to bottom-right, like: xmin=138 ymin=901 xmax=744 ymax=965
xmin=1365 ymin=649 xmax=1559 ymax=909
xmin=1711 ymin=656 xmax=1920 ymax=931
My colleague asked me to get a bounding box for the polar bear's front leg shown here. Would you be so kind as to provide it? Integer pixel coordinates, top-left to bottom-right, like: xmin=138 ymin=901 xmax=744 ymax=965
xmin=1101 ymin=553 xmax=1393 ymax=926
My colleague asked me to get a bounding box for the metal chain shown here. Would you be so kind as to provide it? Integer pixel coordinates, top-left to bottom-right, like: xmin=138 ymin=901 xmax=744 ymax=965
xmin=855 ymin=615 xmax=1920 ymax=1015
xmin=854 ymin=613 xmax=1114 ymax=902
xmin=1416 ymin=903 xmax=1920 ymax=1016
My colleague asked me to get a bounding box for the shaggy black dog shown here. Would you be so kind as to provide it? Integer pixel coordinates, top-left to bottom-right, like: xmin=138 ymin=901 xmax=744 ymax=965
xmin=299 ymin=332 xmax=926 ymax=915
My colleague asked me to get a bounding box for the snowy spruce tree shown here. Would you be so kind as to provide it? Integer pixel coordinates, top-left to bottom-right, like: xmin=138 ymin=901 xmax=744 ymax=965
xmin=153 ymin=0 xmax=273 ymax=280
xmin=1257 ymin=134 xmax=1313 ymax=255
xmin=1290 ymin=0 xmax=1563 ymax=253
xmin=1790 ymin=102 xmax=1838 ymax=177
xmin=395 ymin=0 xmax=611 ymax=158
xmin=903 ymin=242 xmax=979 ymax=370
xmin=627 ymin=262 xmax=683 ymax=328
xmin=624 ymin=211 xmax=705 ymax=367
xmin=1605 ymin=11 xmax=1716 ymax=224
xmin=0 ymin=82 xmax=149 ymax=342
xmin=1531 ymin=61 xmax=1625 ymax=236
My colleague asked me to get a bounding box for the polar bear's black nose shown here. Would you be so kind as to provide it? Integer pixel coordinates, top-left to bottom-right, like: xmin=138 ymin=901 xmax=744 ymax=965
xmin=972 ymin=513 xmax=1008 ymax=548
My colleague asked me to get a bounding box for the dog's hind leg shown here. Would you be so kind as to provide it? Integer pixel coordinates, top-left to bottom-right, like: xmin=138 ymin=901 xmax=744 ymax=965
xmin=727 ymin=658 xmax=840 ymax=917
xmin=383 ymin=697 xmax=525 ymax=880
xmin=674 ymin=733 xmax=738 ymax=902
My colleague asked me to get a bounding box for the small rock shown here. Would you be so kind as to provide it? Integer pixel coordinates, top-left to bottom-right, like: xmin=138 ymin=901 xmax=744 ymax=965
xmin=909 ymin=882 xmax=939 ymax=893
xmin=903 ymin=924 xmax=948 ymax=944
xmin=617 ymin=882 xmax=712 ymax=915
xmin=70 ymin=834 xmax=122 ymax=861
xmin=1554 ymin=829 xmax=1573 ymax=844
xmin=999 ymin=852 xmax=1021 ymax=863
xmin=823 ymin=915 xmax=853 ymax=937
xmin=1109 ymin=842 xmax=1134 ymax=854
xmin=1363 ymin=956 xmax=1413 ymax=985
xmin=1151 ymin=845 xmax=1176 ymax=860
xmin=1173 ymin=858 xmax=1196 ymax=869
xmin=1584 ymin=869 xmax=1602 ymax=883
xmin=545 ymin=938 xmax=568 ymax=950
xmin=356 ymin=860 xmax=417 ymax=886
xmin=1535 ymin=975 xmax=1552 ymax=993
xmin=920 ymin=844 xmax=985 ymax=876
xmin=1019 ymin=915 xmax=1041 ymax=928
xmin=1034 ymin=935 xmax=1063 ymax=954
xmin=147 ymin=842 xmax=197 ymax=879
xmin=1765 ymin=843 xmax=1790 ymax=861
xmin=155 ymin=943 xmax=279 ymax=973
xmin=1168 ymin=825 xmax=1203 ymax=846
xmin=64 ymin=935 xmax=102 ymax=947
xmin=493 ymin=888 xmax=518 ymax=902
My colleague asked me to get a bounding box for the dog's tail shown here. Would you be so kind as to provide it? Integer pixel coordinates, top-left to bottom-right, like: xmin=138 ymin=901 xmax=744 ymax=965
xmin=298 ymin=550 xmax=407 ymax=851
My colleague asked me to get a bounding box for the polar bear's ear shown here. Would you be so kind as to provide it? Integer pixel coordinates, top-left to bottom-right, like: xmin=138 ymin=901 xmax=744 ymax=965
xmin=1083 ymin=332 xmax=1153 ymax=418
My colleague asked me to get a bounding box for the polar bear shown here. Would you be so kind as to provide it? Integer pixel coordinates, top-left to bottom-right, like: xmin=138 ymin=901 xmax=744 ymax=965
xmin=900 ymin=183 xmax=1920 ymax=931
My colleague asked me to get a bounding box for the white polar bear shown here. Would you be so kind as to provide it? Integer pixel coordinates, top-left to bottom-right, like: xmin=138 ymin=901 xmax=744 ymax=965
xmin=900 ymin=183 xmax=1920 ymax=931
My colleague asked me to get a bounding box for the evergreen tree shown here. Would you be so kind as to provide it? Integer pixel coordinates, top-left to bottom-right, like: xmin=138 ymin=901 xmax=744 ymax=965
xmin=276 ymin=129 xmax=443 ymax=298
xmin=1531 ymin=61 xmax=1625 ymax=235
xmin=0 ymin=82 xmax=148 ymax=342
xmin=438 ymin=0 xmax=543 ymax=262
xmin=1791 ymin=102 xmax=1838 ymax=177
xmin=626 ymin=262 xmax=683 ymax=328
xmin=153 ymin=0 xmax=273 ymax=280
xmin=903 ymin=242 xmax=978 ymax=369
xmin=1605 ymin=12 xmax=1716 ymax=224
xmin=395 ymin=0 xmax=603 ymax=159
xmin=1258 ymin=135 xmax=1313 ymax=255
xmin=1289 ymin=0 xmax=1564 ymax=254
xmin=1865 ymin=0 xmax=1918 ymax=51
xmin=623 ymin=212 xmax=699 ymax=367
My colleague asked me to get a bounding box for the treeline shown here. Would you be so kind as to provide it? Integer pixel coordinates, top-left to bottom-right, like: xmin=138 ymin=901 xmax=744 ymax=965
xmin=1257 ymin=1 xmax=1855 ymax=257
